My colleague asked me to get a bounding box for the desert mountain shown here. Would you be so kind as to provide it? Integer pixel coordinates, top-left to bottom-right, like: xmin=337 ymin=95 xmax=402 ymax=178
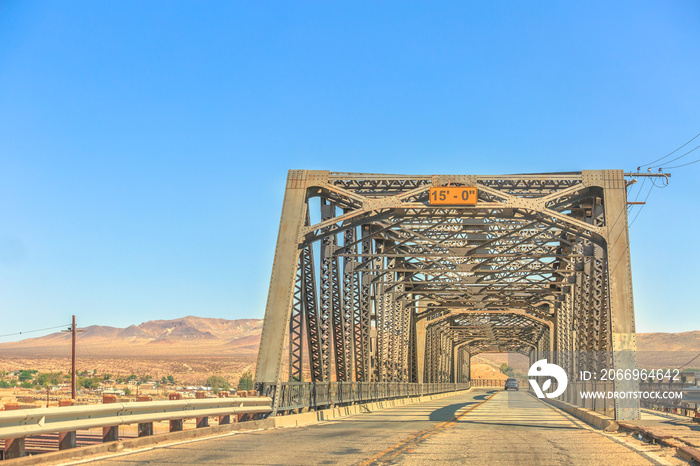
xmin=637 ymin=331 xmax=700 ymax=352
xmin=0 ymin=316 xmax=263 ymax=358
xmin=636 ymin=331 xmax=700 ymax=369
xmin=0 ymin=317 xmax=697 ymax=369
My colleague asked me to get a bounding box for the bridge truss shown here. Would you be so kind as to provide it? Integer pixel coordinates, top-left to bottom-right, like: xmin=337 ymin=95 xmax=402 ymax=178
xmin=255 ymin=170 xmax=640 ymax=419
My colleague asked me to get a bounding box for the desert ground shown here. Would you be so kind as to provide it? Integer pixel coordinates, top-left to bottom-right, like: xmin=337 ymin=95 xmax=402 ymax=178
xmin=1 ymin=316 xmax=697 ymax=409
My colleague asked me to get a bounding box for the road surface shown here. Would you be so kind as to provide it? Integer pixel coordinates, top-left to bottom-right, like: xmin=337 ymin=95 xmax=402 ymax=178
xmin=75 ymin=389 xmax=675 ymax=465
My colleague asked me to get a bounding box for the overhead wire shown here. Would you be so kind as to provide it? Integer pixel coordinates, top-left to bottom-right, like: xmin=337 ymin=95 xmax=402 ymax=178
xmin=0 ymin=324 xmax=71 ymax=338
xmin=629 ymin=183 xmax=655 ymax=227
xmin=629 ymin=133 xmax=687 ymax=224
xmin=678 ymin=353 xmax=700 ymax=371
xmin=651 ymin=143 xmax=700 ymax=169
xmin=632 ymin=178 xmax=646 ymax=200
xmin=639 ymin=131 xmax=700 ymax=168
xmin=662 ymin=156 xmax=700 ymax=170
xmin=650 ymin=176 xmax=670 ymax=188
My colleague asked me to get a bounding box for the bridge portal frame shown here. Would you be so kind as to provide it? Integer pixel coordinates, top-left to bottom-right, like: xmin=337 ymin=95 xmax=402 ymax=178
xmin=255 ymin=170 xmax=640 ymax=420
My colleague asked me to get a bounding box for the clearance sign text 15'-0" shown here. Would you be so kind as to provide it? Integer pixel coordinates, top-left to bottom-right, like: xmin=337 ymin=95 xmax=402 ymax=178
xmin=428 ymin=186 xmax=478 ymax=205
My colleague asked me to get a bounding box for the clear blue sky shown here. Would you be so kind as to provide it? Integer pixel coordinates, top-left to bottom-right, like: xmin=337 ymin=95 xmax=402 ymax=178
xmin=1 ymin=1 xmax=698 ymax=342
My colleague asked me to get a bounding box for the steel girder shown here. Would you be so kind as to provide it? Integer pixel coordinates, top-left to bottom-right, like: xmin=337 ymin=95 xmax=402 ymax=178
xmin=256 ymin=170 xmax=640 ymax=419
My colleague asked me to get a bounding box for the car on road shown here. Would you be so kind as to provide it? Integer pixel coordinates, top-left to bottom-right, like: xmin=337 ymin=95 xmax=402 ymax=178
xmin=504 ymin=377 xmax=520 ymax=391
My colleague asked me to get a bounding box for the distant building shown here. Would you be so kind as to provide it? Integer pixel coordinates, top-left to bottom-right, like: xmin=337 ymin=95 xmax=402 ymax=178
xmin=103 ymin=388 xmax=125 ymax=396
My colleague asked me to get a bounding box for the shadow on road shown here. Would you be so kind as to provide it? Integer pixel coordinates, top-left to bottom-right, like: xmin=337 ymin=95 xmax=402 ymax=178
xmin=430 ymin=402 xmax=474 ymax=421
xmin=428 ymin=390 xmax=501 ymax=421
xmin=473 ymin=390 xmax=499 ymax=400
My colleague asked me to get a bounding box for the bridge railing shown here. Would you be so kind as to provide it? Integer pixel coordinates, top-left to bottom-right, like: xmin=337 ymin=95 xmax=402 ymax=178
xmin=0 ymin=396 xmax=272 ymax=460
xmin=274 ymin=382 xmax=470 ymax=412
xmin=638 ymin=382 xmax=699 ymax=418
xmin=470 ymin=379 xmax=511 ymax=388
xmin=556 ymin=380 xmax=699 ymax=418
xmin=557 ymin=381 xmax=615 ymax=416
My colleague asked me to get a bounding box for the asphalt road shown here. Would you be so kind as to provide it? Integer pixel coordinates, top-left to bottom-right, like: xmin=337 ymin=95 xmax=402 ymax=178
xmin=76 ymin=389 xmax=666 ymax=465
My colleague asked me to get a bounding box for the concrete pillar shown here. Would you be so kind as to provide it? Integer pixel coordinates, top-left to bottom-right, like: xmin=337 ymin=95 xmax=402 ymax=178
xmin=58 ymin=431 xmax=76 ymax=450
xmin=58 ymin=399 xmax=77 ymax=450
xmin=3 ymin=437 xmax=25 ymax=460
xmin=102 ymin=394 xmax=118 ymax=442
xmin=195 ymin=391 xmax=209 ymax=428
xmin=3 ymin=403 xmax=25 ymax=459
xmin=217 ymin=390 xmax=231 ymax=424
xmin=137 ymin=396 xmax=153 ymax=437
xmin=168 ymin=392 xmax=184 ymax=432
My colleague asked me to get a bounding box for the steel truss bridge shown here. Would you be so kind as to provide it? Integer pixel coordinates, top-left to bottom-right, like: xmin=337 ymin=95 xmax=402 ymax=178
xmin=255 ymin=170 xmax=643 ymax=420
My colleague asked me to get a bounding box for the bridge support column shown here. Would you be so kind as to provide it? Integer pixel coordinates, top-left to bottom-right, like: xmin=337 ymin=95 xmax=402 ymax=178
xmin=598 ymin=170 xmax=641 ymax=420
xmin=450 ymin=341 xmax=462 ymax=383
xmin=255 ymin=170 xmax=310 ymax=399
xmin=415 ymin=317 xmax=426 ymax=384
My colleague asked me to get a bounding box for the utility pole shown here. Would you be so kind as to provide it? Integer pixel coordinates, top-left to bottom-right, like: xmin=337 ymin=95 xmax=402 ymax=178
xmin=71 ymin=315 xmax=76 ymax=400
xmin=62 ymin=315 xmax=84 ymax=400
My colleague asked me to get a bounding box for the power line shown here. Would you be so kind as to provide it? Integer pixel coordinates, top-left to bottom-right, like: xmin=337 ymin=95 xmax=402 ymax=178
xmin=679 ymin=353 xmax=700 ymax=371
xmin=650 ymin=176 xmax=670 ymax=188
xmin=632 ymin=178 xmax=646 ymax=202
xmin=0 ymin=324 xmax=71 ymax=338
xmin=629 ymin=183 xmax=655 ymax=227
xmin=639 ymin=131 xmax=700 ymax=167
xmin=651 ymin=143 xmax=700 ymax=169
xmin=627 ymin=178 xmax=645 ymax=215
xmin=663 ymin=156 xmax=700 ymax=170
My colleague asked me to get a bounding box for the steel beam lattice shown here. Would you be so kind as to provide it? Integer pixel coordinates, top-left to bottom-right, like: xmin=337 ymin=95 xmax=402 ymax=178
xmin=256 ymin=170 xmax=641 ymax=420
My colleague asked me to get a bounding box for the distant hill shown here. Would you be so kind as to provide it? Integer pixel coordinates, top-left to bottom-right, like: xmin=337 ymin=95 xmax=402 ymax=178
xmin=637 ymin=331 xmax=700 ymax=352
xmin=477 ymin=331 xmax=700 ymax=371
xmin=636 ymin=331 xmax=700 ymax=369
xmin=0 ymin=316 xmax=263 ymax=358
xmin=0 ymin=317 xmax=697 ymax=370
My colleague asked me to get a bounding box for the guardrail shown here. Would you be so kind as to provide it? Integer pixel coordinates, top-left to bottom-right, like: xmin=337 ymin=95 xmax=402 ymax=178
xmin=273 ymin=382 xmax=470 ymax=412
xmin=557 ymin=380 xmax=615 ymax=416
xmin=0 ymin=396 xmax=271 ymax=460
xmin=471 ymin=379 xmax=516 ymax=388
xmin=638 ymin=382 xmax=699 ymax=419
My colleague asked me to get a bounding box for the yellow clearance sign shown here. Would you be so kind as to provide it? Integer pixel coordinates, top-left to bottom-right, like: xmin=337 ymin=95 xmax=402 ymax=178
xmin=429 ymin=186 xmax=478 ymax=205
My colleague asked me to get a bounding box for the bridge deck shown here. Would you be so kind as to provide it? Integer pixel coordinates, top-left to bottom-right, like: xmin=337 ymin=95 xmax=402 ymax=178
xmin=81 ymin=389 xmax=676 ymax=465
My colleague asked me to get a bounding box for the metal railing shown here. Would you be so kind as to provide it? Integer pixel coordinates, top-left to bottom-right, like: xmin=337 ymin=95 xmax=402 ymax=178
xmin=558 ymin=380 xmax=615 ymax=416
xmin=471 ymin=379 xmax=521 ymax=388
xmin=0 ymin=396 xmax=271 ymax=460
xmin=545 ymin=380 xmax=699 ymax=418
xmin=638 ymin=382 xmax=699 ymax=418
xmin=274 ymin=382 xmax=470 ymax=412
